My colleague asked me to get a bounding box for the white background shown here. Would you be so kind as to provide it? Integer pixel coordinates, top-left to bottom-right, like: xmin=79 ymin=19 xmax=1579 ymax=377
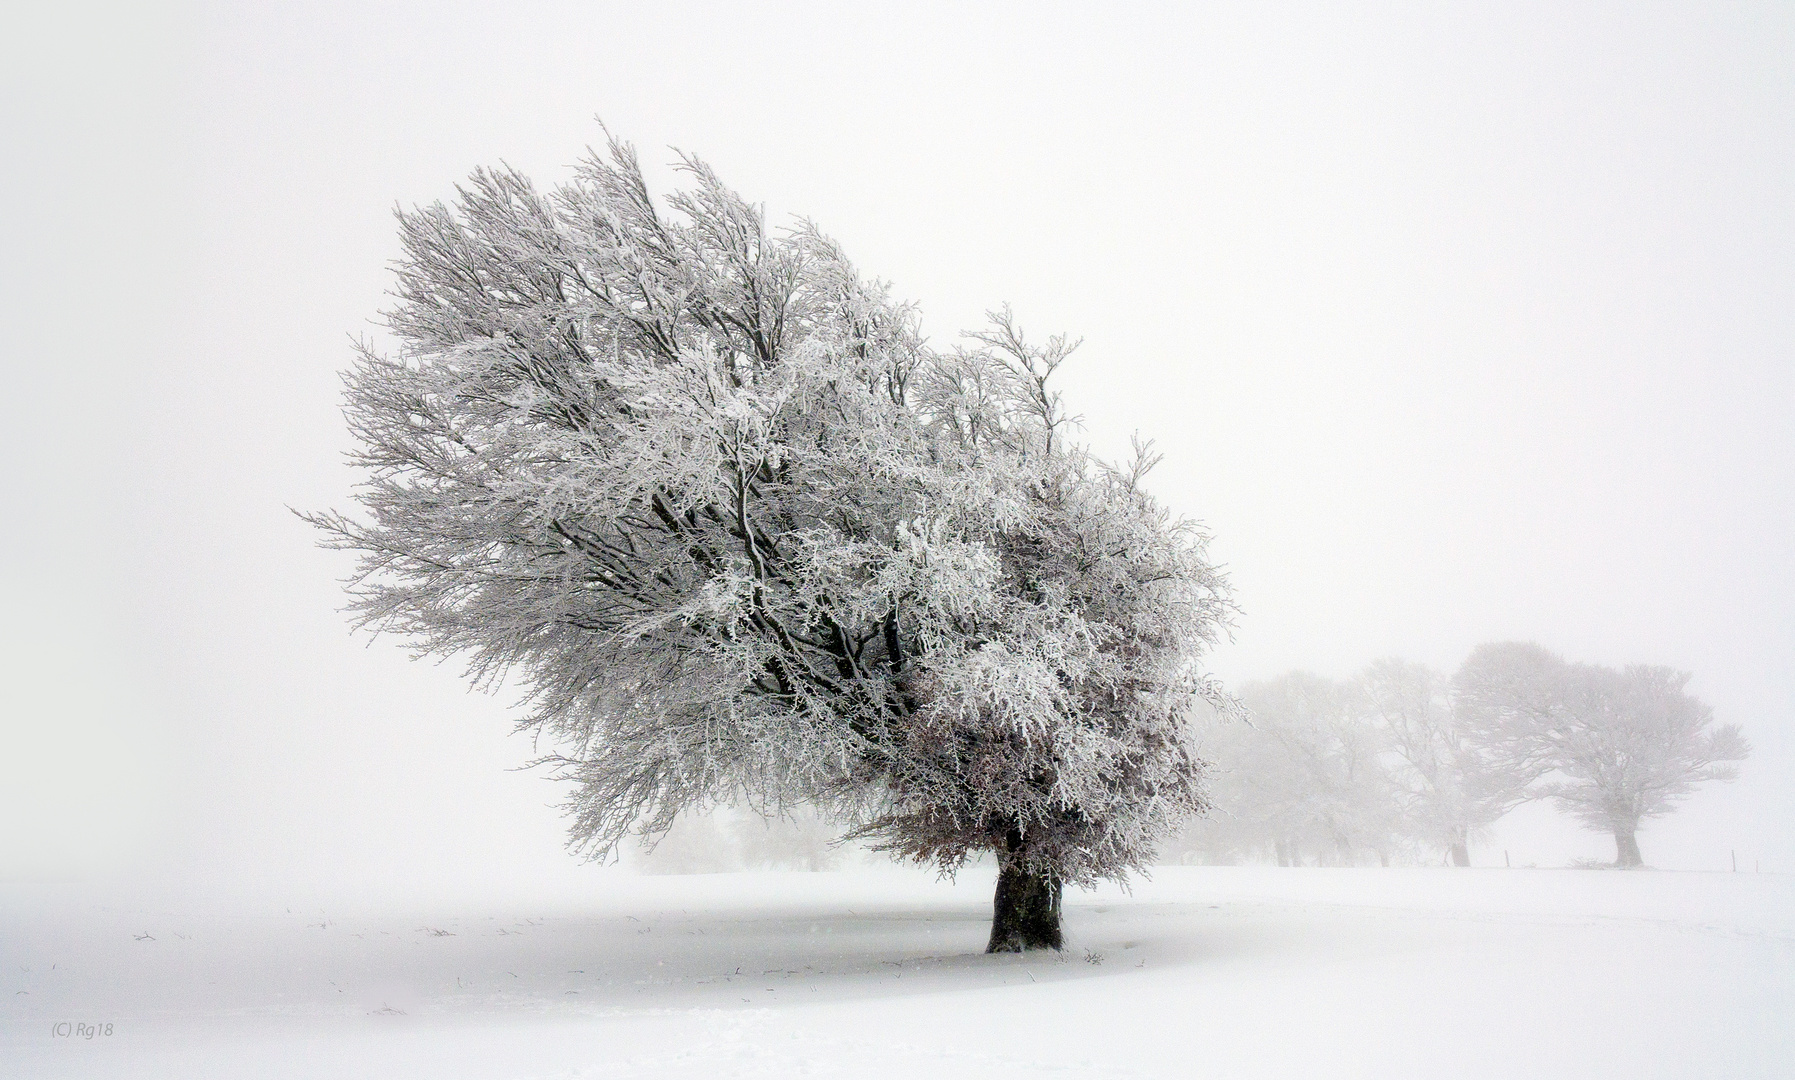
xmin=3 ymin=1 xmax=1789 ymax=902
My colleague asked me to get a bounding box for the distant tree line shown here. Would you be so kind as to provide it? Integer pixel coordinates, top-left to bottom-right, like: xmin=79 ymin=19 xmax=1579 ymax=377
xmin=1166 ymin=642 xmax=1748 ymax=868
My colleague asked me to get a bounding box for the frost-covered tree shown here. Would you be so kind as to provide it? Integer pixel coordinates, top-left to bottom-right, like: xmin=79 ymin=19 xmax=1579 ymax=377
xmin=1453 ymin=643 xmax=1748 ymax=867
xmin=1356 ymin=659 xmax=1527 ymax=866
xmin=308 ymin=133 xmax=1236 ymax=950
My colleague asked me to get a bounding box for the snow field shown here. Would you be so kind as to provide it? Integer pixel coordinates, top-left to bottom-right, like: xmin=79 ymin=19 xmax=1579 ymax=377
xmin=4 ymin=866 xmax=1790 ymax=1078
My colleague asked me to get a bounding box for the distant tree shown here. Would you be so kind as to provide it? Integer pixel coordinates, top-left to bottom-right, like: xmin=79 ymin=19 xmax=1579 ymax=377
xmin=1184 ymin=673 xmax=1402 ymax=867
xmin=730 ymin=806 xmax=850 ymax=872
xmin=1161 ymin=709 xmax=1277 ymax=864
xmin=631 ymin=805 xmax=853 ymax=874
xmin=307 ymin=134 xmax=1236 ymax=950
xmin=1453 ymin=643 xmax=1748 ymax=867
xmin=1356 ymin=659 xmax=1528 ymax=866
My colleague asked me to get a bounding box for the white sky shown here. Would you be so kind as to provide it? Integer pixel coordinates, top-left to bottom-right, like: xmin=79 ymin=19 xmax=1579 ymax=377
xmin=3 ymin=1 xmax=1790 ymax=899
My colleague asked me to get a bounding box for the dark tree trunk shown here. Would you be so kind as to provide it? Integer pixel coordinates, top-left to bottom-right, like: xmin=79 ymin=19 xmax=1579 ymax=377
xmin=1614 ymin=827 xmax=1643 ymax=868
xmin=1444 ymin=823 xmax=1471 ymax=867
xmin=986 ymin=861 xmax=1063 ymax=952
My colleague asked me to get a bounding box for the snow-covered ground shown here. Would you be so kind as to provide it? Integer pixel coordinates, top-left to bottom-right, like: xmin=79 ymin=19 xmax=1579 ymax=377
xmin=4 ymin=867 xmax=1790 ymax=1079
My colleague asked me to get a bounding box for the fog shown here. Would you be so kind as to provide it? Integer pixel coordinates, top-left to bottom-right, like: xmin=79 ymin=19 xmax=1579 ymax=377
xmin=3 ymin=1 xmax=1790 ymax=909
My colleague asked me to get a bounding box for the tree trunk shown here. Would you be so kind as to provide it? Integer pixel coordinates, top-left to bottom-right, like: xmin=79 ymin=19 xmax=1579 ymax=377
xmin=1449 ymin=826 xmax=1470 ymax=867
xmin=986 ymin=861 xmax=1063 ymax=952
xmin=1614 ymin=827 xmax=1643 ymax=868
